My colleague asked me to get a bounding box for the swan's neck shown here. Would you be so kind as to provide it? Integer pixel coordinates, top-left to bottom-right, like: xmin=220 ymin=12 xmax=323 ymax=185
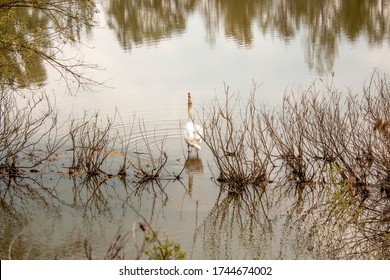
xmin=188 ymin=101 xmax=193 ymax=121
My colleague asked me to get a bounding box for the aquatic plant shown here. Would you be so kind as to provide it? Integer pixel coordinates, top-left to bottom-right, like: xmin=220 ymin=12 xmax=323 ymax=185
xmin=68 ymin=112 xmax=116 ymax=177
xmin=84 ymin=222 xmax=186 ymax=260
xmin=143 ymin=233 xmax=187 ymax=260
xmin=0 ymin=90 xmax=65 ymax=176
xmin=264 ymin=72 xmax=389 ymax=194
xmin=201 ymin=83 xmax=273 ymax=188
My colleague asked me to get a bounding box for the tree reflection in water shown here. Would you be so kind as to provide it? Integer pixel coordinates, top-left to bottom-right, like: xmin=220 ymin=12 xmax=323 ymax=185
xmin=104 ymin=0 xmax=390 ymax=73
xmin=104 ymin=0 xmax=196 ymax=50
xmin=0 ymin=0 xmax=98 ymax=90
xmin=0 ymin=175 xmax=63 ymax=259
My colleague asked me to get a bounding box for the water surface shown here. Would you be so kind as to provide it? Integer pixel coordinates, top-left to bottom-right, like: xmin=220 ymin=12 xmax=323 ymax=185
xmin=1 ymin=0 xmax=390 ymax=259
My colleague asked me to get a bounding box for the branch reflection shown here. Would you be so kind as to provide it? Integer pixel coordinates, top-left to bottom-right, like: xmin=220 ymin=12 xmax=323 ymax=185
xmin=0 ymin=175 xmax=63 ymax=259
xmin=196 ymin=182 xmax=271 ymax=259
xmin=274 ymin=177 xmax=390 ymax=259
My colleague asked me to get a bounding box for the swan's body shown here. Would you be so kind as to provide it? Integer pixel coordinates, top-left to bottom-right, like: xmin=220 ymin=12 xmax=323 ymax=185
xmin=184 ymin=121 xmax=203 ymax=151
xmin=184 ymin=92 xmax=203 ymax=153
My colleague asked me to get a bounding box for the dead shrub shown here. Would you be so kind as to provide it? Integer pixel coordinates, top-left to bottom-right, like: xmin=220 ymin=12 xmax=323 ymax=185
xmin=201 ymin=84 xmax=273 ymax=188
xmin=67 ymin=111 xmax=117 ymax=177
xmin=0 ymin=89 xmax=65 ymax=176
xmin=263 ymin=72 xmax=389 ymax=199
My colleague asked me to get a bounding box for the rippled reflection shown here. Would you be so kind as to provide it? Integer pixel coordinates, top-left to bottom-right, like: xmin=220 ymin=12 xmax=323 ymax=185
xmin=195 ymin=183 xmax=271 ymax=259
xmin=192 ymin=173 xmax=390 ymax=259
xmin=2 ymin=0 xmax=389 ymax=88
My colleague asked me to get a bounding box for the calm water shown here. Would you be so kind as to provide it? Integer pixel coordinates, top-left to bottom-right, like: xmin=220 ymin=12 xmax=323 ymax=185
xmin=1 ymin=0 xmax=390 ymax=259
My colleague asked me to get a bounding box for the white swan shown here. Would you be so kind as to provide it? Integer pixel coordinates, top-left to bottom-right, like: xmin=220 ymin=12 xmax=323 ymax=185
xmin=184 ymin=92 xmax=203 ymax=154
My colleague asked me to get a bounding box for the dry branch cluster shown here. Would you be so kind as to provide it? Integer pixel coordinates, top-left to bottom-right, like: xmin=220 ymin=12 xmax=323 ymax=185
xmin=201 ymin=74 xmax=389 ymax=196
xmin=1 ymin=73 xmax=388 ymax=193
xmin=0 ymin=93 xmax=174 ymax=187
xmin=201 ymin=84 xmax=273 ymax=190
xmin=266 ymin=76 xmax=389 ymax=192
xmin=198 ymin=73 xmax=389 ymax=259
xmin=68 ymin=112 xmax=116 ymax=176
xmin=0 ymin=90 xmax=65 ymax=176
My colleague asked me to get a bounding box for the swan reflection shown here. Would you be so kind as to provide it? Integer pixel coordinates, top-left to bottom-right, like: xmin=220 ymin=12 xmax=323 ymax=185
xmin=184 ymin=156 xmax=204 ymax=195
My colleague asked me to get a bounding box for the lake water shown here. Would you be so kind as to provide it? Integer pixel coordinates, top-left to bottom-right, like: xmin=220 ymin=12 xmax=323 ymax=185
xmin=1 ymin=0 xmax=390 ymax=259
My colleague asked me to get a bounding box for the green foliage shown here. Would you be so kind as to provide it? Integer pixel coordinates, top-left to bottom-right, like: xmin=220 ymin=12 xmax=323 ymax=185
xmin=143 ymin=231 xmax=187 ymax=260
xmin=327 ymin=163 xmax=351 ymax=211
xmin=327 ymin=162 xmax=361 ymax=221
xmin=384 ymin=233 xmax=390 ymax=245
